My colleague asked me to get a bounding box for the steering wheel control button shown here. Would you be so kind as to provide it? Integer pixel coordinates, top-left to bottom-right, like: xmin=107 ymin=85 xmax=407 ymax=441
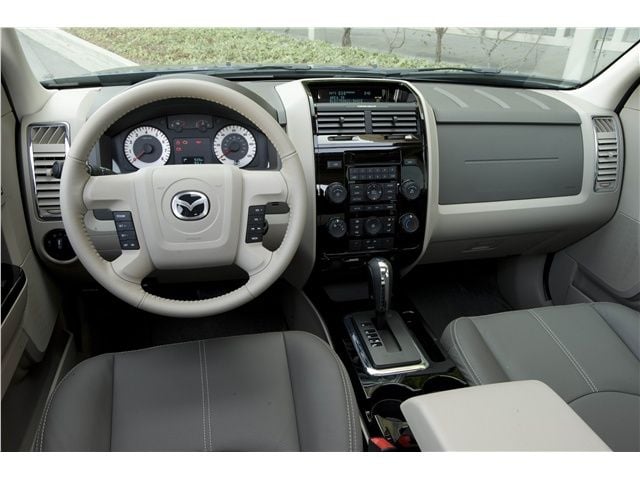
xmin=115 ymin=221 xmax=135 ymax=231
xmin=112 ymin=211 xmax=140 ymax=250
xmin=117 ymin=230 xmax=137 ymax=241
xmin=171 ymin=191 xmax=210 ymax=221
xmin=246 ymin=205 xmax=267 ymax=243
xmin=112 ymin=211 xmax=133 ymax=222
xmin=120 ymin=239 xmax=140 ymax=250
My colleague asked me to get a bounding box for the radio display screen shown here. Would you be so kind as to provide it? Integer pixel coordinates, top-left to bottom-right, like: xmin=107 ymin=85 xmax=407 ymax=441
xmin=315 ymin=87 xmax=386 ymax=104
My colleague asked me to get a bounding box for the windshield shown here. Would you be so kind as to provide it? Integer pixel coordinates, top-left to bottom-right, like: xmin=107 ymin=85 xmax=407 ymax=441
xmin=16 ymin=27 xmax=640 ymax=88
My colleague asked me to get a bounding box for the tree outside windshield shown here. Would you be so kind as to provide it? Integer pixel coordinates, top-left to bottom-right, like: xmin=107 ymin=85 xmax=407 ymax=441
xmin=16 ymin=27 xmax=640 ymax=85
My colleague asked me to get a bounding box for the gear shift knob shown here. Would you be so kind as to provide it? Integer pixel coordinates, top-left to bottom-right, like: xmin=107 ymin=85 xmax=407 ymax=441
xmin=367 ymin=257 xmax=392 ymax=328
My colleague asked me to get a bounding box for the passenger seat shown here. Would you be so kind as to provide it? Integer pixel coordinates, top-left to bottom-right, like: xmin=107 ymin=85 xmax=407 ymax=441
xmin=441 ymin=302 xmax=640 ymax=451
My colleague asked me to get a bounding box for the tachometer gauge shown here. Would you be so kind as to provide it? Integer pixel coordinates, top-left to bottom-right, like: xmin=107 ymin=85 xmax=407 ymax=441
xmin=213 ymin=125 xmax=257 ymax=168
xmin=124 ymin=126 xmax=171 ymax=169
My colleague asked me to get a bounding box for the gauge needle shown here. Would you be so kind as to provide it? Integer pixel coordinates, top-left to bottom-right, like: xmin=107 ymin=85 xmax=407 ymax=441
xmin=135 ymin=143 xmax=154 ymax=161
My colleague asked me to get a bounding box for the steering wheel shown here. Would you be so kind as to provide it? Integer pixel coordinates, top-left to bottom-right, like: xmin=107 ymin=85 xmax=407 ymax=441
xmin=60 ymin=76 xmax=306 ymax=317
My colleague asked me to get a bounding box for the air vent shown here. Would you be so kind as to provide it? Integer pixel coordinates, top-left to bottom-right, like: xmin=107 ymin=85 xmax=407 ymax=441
xmin=592 ymin=116 xmax=621 ymax=192
xmin=316 ymin=111 xmax=366 ymax=135
xmin=28 ymin=123 xmax=69 ymax=219
xmin=371 ymin=110 xmax=418 ymax=134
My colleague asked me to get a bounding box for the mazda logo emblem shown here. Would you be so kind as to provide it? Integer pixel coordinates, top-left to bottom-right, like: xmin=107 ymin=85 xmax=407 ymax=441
xmin=171 ymin=191 xmax=210 ymax=221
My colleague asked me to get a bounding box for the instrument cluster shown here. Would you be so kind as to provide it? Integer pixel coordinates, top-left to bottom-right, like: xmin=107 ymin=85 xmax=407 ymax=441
xmin=111 ymin=114 xmax=272 ymax=172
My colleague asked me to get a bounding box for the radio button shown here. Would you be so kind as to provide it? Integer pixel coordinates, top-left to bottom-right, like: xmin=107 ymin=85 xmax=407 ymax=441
xmin=399 ymin=213 xmax=420 ymax=233
xmin=366 ymin=183 xmax=384 ymax=201
xmin=364 ymin=217 xmax=383 ymax=236
xmin=327 ymin=217 xmax=348 ymax=239
xmin=400 ymin=179 xmax=421 ymax=200
xmin=349 ymin=240 xmax=363 ymax=251
xmin=325 ymin=182 xmax=347 ymax=204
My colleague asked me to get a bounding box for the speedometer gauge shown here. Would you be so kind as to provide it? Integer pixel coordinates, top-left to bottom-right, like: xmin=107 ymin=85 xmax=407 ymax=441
xmin=124 ymin=126 xmax=171 ymax=169
xmin=213 ymin=125 xmax=257 ymax=168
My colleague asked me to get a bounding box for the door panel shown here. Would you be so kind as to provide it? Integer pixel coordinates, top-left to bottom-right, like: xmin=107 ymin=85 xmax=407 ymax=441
xmin=549 ymin=86 xmax=640 ymax=310
xmin=1 ymin=84 xmax=60 ymax=395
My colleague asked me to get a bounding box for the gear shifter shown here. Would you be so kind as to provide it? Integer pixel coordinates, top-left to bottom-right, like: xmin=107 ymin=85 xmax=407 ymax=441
xmin=367 ymin=257 xmax=392 ymax=329
xmin=343 ymin=256 xmax=424 ymax=373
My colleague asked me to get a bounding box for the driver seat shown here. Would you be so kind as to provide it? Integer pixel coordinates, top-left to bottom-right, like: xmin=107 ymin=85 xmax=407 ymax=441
xmin=37 ymin=331 xmax=361 ymax=451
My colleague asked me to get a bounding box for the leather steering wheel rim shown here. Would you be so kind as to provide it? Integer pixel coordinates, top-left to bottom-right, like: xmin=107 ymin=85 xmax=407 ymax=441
xmin=60 ymin=76 xmax=306 ymax=317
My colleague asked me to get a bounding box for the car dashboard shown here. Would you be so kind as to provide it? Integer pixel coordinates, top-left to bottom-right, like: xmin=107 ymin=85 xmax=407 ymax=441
xmin=19 ymin=76 xmax=623 ymax=284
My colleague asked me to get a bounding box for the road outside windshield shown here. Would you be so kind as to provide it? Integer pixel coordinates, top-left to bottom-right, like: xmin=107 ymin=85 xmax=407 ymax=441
xmin=16 ymin=27 xmax=640 ymax=86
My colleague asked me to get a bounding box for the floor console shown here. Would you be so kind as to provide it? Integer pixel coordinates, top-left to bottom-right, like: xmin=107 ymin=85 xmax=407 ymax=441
xmin=307 ymin=81 xmax=428 ymax=270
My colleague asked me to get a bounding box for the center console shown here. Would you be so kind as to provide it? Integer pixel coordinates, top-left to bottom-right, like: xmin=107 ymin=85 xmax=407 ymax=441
xmin=306 ymin=81 xmax=465 ymax=450
xmin=307 ymin=81 xmax=427 ymax=270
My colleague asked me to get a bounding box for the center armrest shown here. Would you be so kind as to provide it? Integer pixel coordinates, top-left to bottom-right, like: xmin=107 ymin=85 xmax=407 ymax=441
xmin=400 ymin=380 xmax=610 ymax=451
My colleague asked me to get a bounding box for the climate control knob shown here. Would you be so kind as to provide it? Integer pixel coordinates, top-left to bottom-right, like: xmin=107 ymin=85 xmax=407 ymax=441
xmin=326 ymin=217 xmax=347 ymax=239
xmin=325 ymin=182 xmax=347 ymax=204
xmin=399 ymin=213 xmax=420 ymax=233
xmin=366 ymin=183 xmax=383 ymax=201
xmin=400 ymin=179 xmax=421 ymax=201
xmin=364 ymin=217 xmax=383 ymax=236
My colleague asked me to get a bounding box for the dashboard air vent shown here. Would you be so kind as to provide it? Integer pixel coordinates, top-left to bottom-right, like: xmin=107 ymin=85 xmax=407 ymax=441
xmin=592 ymin=116 xmax=621 ymax=192
xmin=316 ymin=111 xmax=366 ymax=135
xmin=28 ymin=123 xmax=69 ymax=219
xmin=371 ymin=110 xmax=418 ymax=134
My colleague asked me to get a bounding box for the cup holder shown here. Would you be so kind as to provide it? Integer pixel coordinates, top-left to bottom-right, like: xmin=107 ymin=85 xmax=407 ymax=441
xmin=370 ymin=398 xmax=409 ymax=444
xmin=369 ymin=383 xmax=415 ymax=405
xmin=421 ymin=374 xmax=467 ymax=394
xmin=369 ymin=384 xmax=415 ymax=445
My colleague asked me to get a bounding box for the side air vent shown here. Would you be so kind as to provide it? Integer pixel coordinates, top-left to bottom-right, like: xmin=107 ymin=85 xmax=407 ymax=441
xmin=371 ymin=110 xmax=418 ymax=134
xmin=28 ymin=123 xmax=69 ymax=219
xmin=316 ymin=111 xmax=366 ymax=135
xmin=592 ymin=116 xmax=621 ymax=192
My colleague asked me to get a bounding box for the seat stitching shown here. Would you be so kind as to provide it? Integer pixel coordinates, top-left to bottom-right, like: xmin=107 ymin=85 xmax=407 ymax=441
xmin=337 ymin=357 xmax=355 ymax=452
xmin=37 ymin=372 xmax=69 ymax=451
xmin=587 ymin=303 xmax=640 ymax=362
xmin=568 ymin=389 xmax=640 ymax=405
xmin=198 ymin=341 xmax=207 ymax=452
xmin=109 ymin=355 xmax=115 ymax=451
xmin=451 ymin=318 xmax=483 ymax=385
xmin=202 ymin=341 xmax=213 ymax=452
xmin=299 ymin=332 xmax=355 ymax=451
xmin=529 ymin=309 xmax=598 ymax=393
xmin=37 ymin=354 xmax=114 ymax=451
xmin=282 ymin=333 xmax=302 ymax=451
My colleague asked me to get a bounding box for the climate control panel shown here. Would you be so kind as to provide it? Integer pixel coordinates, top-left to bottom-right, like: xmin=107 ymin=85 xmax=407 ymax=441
xmin=315 ymin=143 xmax=427 ymax=268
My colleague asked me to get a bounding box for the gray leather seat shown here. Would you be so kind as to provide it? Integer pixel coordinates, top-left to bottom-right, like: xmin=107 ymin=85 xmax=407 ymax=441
xmin=37 ymin=331 xmax=361 ymax=451
xmin=441 ymin=302 xmax=640 ymax=451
